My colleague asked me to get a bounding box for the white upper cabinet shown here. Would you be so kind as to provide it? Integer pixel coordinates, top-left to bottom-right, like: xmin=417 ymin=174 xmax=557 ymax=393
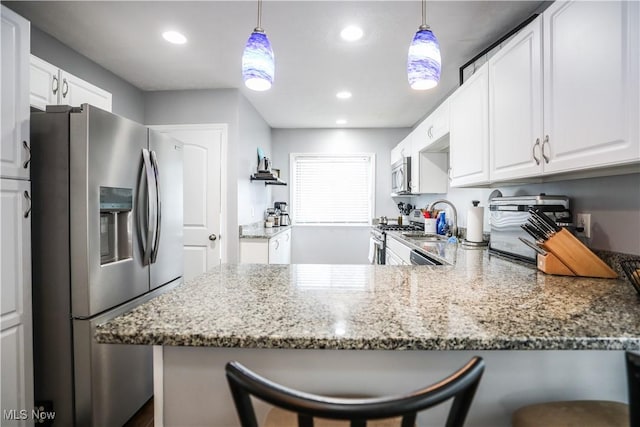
xmin=489 ymin=17 xmax=543 ymax=182
xmin=390 ymin=135 xmax=411 ymax=165
xmin=30 ymin=54 xmax=59 ymax=110
xmin=541 ymin=0 xmax=639 ymax=174
xmin=29 ymin=55 xmax=113 ymax=112
xmin=1 ymin=6 xmax=30 ymax=180
xmin=413 ymin=99 xmax=450 ymax=154
xmin=449 ymin=63 xmax=490 ymax=187
xmin=459 ymin=0 xmax=639 ymax=186
xmin=409 ymin=99 xmax=449 ymax=194
xmin=60 ymin=69 xmax=113 ymax=111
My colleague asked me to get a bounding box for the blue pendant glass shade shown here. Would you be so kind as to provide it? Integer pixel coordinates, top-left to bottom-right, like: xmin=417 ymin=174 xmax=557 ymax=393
xmin=407 ymin=26 xmax=441 ymax=90
xmin=242 ymin=29 xmax=275 ymax=91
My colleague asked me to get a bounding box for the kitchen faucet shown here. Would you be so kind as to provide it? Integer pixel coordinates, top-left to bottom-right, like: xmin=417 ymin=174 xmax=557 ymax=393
xmin=427 ymin=199 xmax=458 ymax=238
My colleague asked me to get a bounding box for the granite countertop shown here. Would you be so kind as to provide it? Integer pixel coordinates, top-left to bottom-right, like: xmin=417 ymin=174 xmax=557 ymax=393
xmin=96 ymin=243 xmax=640 ymax=350
xmin=240 ymin=224 xmax=292 ymax=239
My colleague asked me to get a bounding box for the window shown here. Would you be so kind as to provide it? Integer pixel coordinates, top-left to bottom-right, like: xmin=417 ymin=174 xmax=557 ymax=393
xmin=290 ymin=153 xmax=375 ymax=225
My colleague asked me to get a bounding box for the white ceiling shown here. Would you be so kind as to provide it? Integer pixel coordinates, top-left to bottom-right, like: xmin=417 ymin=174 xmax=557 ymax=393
xmin=7 ymin=0 xmax=544 ymax=128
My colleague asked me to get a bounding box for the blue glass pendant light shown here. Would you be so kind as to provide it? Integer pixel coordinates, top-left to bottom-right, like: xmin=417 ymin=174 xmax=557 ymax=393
xmin=242 ymin=0 xmax=274 ymax=91
xmin=407 ymin=0 xmax=441 ymax=90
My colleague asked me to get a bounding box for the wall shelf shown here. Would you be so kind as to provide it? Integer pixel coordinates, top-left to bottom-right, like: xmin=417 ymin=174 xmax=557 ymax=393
xmin=250 ymin=175 xmax=287 ymax=186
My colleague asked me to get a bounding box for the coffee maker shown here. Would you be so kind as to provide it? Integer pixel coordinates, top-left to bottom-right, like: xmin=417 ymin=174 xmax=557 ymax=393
xmin=274 ymin=202 xmax=291 ymax=226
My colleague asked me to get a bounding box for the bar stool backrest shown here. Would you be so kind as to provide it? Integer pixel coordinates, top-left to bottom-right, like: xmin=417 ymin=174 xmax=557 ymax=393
xmin=225 ymin=357 xmax=485 ymax=427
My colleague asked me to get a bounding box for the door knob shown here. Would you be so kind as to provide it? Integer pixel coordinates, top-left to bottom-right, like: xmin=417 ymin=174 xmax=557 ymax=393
xmin=209 ymin=234 xmax=217 ymax=241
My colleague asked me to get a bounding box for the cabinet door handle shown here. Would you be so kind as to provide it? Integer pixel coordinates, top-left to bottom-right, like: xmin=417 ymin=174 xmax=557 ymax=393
xmin=428 ymin=126 xmax=433 ymax=138
xmin=62 ymin=78 xmax=69 ymax=98
xmin=542 ymin=135 xmax=550 ymax=164
xmin=209 ymin=234 xmax=217 ymax=241
xmin=285 ymin=233 xmax=290 ymax=242
xmin=23 ymin=191 xmax=32 ymax=218
xmin=275 ymin=240 xmax=280 ymax=250
xmin=532 ymin=138 xmax=541 ymax=165
xmin=52 ymin=75 xmax=59 ymax=95
xmin=22 ymin=140 xmax=31 ymax=169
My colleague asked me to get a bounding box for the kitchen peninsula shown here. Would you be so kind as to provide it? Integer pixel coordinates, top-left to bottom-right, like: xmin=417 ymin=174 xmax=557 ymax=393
xmin=96 ymin=245 xmax=640 ymax=426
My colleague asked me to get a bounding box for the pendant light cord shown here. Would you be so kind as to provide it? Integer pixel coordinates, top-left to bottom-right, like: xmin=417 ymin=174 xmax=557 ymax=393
xmin=420 ymin=0 xmax=429 ymax=30
xmin=256 ymin=0 xmax=263 ymax=31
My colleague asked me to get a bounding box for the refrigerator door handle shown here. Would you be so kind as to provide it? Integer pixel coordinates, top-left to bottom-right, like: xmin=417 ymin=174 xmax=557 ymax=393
xmin=150 ymin=150 xmax=162 ymax=263
xmin=138 ymin=148 xmax=157 ymax=266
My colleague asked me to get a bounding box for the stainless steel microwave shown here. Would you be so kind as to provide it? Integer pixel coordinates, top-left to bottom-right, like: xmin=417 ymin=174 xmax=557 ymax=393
xmin=391 ymin=157 xmax=411 ymax=194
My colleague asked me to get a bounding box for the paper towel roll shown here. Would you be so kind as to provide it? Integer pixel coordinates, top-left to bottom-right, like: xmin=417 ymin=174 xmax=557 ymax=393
xmin=466 ymin=202 xmax=484 ymax=243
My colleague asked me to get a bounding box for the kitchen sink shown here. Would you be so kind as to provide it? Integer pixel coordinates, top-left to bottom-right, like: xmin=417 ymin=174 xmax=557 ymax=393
xmin=400 ymin=232 xmax=448 ymax=242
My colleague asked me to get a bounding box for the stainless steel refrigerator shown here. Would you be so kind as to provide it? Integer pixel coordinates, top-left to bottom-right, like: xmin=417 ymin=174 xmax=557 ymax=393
xmin=30 ymin=105 xmax=183 ymax=426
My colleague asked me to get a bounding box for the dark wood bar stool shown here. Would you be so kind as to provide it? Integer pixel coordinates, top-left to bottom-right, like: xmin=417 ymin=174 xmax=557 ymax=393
xmin=512 ymin=351 xmax=640 ymax=427
xmin=225 ymin=357 xmax=485 ymax=427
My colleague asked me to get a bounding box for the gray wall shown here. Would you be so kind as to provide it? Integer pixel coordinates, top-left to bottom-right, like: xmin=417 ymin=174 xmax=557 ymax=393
xmin=237 ymin=95 xmax=272 ymax=226
xmin=412 ymin=173 xmax=640 ymax=255
xmin=271 ymin=128 xmax=410 ymax=264
xmin=144 ymin=89 xmax=272 ymax=263
xmin=30 ymin=26 xmax=145 ymax=123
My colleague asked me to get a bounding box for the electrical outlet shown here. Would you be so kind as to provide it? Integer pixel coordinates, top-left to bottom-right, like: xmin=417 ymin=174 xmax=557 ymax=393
xmin=576 ymin=213 xmax=591 ymax=238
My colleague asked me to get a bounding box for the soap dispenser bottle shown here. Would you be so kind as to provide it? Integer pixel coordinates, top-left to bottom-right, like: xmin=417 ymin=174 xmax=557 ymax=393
xmin=436 ymin=211 xmax=447 ymax=235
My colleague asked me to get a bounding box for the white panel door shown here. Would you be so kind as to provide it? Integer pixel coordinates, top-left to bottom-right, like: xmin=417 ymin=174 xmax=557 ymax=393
xmin=29 ymin=55 xmax=59 ymax=111
xmin=1 ymin=5 xmax=30 ymax=180
xmin=59 ymin=69 xmax=112 ymax=112
xmin=150 ymin=125 xmax=225 ymax=282
xmin=1 ymin=178 xmax=33 ymax=425
xmin=542 ymin=0 xmax=640 ymax=174
xmin=489 ymin=16 xmax=543 ymax=182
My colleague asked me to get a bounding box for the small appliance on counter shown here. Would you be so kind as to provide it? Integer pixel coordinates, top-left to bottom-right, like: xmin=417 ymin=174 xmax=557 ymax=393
xmin=489 ymin=194 xmax=572 ymax=263
xmin=274 ymin=202 xmax=291 ymax=226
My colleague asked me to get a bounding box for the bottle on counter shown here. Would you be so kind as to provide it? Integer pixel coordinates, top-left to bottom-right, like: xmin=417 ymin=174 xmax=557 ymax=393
xmin=436 ymin=211 xmax=447 ymax=235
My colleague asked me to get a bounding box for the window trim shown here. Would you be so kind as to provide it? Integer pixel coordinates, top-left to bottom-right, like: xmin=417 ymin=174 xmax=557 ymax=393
xmin=289 ymin=152 xmax=376 ymax=226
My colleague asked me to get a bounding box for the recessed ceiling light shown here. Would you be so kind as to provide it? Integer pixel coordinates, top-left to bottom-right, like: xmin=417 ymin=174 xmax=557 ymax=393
xmin=336 ymin=119 xmax=347 ymax=125
xmin=336 ymin=91 xmax=352 ymax=99
xmin=162 ymin=31 xmax=187 ymax=45
xmin=340 ymin=26 xmax=363 ymax=42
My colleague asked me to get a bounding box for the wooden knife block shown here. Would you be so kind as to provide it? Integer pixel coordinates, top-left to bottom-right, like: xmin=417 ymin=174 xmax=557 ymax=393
xmin=537 ymin=229 xmax=617 ymax=279
xmin=537 ymin=252 xmax=575 ymax=276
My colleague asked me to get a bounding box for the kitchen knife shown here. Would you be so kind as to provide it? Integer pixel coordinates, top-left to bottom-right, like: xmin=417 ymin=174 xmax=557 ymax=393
xmin=527 ymin=216 xmax=555 ymax=238
xmin=521 ymin=223 xmax=546 ymax=242
xmin=529 ymin=208 xmax=561 ymax=232
xmin=518 ymin=237 xmax=548 ymax=255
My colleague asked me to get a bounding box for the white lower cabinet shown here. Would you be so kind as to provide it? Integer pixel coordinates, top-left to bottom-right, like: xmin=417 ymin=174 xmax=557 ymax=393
xmin=386 ymin=236 xmax=412 ymax=265
xmin=1 ymin=179 xmax=33 ymax=426
xmin=240 ymin=229 xmax=291 ymax=264
xmin=30 ymin=54 xmax=112 ymax=112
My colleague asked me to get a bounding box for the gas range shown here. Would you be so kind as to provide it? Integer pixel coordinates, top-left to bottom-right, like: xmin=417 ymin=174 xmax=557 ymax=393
xmin=375 ymin=224 xmax=423 ymax=232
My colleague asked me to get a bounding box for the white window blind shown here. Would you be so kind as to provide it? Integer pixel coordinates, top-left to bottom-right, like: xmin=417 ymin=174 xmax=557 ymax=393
xmin=291 ymin=154 xmax=374 ymax=225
